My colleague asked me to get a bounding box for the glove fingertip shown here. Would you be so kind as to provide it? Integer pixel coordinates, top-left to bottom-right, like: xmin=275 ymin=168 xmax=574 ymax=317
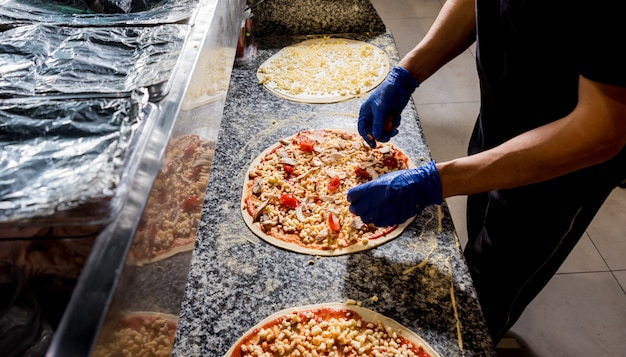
xmin=376 ymin=134 xmax=391 ymax=143
xmin=346 ymin=187 xmax=361 ymax=203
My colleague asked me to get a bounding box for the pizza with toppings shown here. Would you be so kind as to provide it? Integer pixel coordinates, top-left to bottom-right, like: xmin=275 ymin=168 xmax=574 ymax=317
xmin=92 ymin=312 xmax=178 ymax=357
xmin=241 ymin=128 xmax=415 ymax=256
xmin=225 ymin=303 xmax=440 ymax=357
xmin=257 ymin=37 xmax=390 ymax=103
xmin=128 ymin=134 xmax=214 ymax=266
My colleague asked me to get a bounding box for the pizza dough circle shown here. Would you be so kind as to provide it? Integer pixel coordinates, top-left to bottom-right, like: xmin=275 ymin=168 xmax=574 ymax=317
xmin=257 ymin=38 xmax=390 ymax=103
xmin=241 ymin=128 xmax=415 ymax=256
xmin=224 ymin=302 xmax=442 ymax=357
xmin=128 ymin=134 xmax=213 ymax=266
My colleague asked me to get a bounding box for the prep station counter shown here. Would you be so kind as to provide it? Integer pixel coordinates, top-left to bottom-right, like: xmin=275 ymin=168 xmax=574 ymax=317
xmin=172 ymin=2 xmax=495 ymax=356
xmin=0 ymin=1 xmax=495 ymax=356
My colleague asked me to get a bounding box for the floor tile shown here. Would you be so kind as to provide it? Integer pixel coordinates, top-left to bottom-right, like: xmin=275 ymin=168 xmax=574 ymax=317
xmin=510 ymin=273 xmax=626 ymax=357
xmin=370 ymin=0 xmax=443 ymax=20
xmin=445 ymin=196 xmax=468 ymax=248
xmin=586 ymin=188 xmax=626 ymax=270
xmin=557 ymin=234 xmax=609 ymax=274
xmin=384 ymin=17 xmax=433 ymax=59
xmin=412 ymin=101 xmax=479 ymax=248
xmin=385 ymin=17 xmax=480 ymax=104
xmin=414 ymin=102 xmax=478 ymax=161
xmin=613 ymin=270 xmax=626 ymax=293
xmin=414 ymin=49 xmax=480 ymax=104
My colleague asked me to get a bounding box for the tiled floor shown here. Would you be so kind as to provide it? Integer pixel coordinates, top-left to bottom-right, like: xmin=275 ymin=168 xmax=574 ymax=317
xmin=369 ymin=0 xmax=626 ymax=356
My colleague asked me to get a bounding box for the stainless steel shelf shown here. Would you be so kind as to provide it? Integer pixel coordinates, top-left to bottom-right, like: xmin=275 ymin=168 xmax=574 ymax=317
xmin=45 ymin=1 xmax=244 ymax=355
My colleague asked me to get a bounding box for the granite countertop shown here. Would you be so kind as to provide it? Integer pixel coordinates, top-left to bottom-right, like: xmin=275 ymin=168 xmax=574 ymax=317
xmin=173 ymin=1 xmax=494 ymax=355
xmin=172 ymin=28 xmax=495 ymax=356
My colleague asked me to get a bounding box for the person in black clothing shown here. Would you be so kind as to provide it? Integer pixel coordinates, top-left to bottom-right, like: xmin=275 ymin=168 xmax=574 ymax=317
xmin=347 ymin=0 xmax=626 ymax=345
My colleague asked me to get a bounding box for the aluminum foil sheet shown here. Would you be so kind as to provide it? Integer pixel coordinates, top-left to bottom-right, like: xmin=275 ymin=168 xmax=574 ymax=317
xmin=0 ymin=24 xmax=188 ymax=98
xmin=0 ymin=0 xmax=200 ymax=26
xmin=0 ymin=90 xmax=155 ymax=226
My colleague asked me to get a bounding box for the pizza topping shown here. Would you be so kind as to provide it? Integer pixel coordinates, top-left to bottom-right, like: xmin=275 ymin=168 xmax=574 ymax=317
xmin=93 ymin=313 xmax=178 ymax=357
xmin=243 ymin=129 xmax=412 ymax=252
xmin=294 ymin=167 xmax=318 ymax=181
xmin=183 ymin=144 xmax=195 ymax=157
xmin=283 ymin=164 xmax=295 ymax=175
xmin=130 ymin=135 xmax=212 ymax=265
xmin=256 ymin=38 xmax=390 ymax=103
xmin=327 ymin=175 xmax=341 ymax=193
xmin=232 ymin=307 xmax=433 ymax=357
xmin=366 ymin=167 xmax=379 ymax=180
xmin=382 ymin=156 xmax=398 ymax=168
xmin=354 ymin=166 xmax=371 ymax=180
xmin=280 ymin=157 xmax=298 ymax=166
xmin=299 ymin=138 xmax=316 ymax=152
xmin=181 ymin=196 xmax=201 ymax=212
xmin=280 ymin=193 xmax=299 ymax=209
xmin=328 ymin=214 xmax=341 ymax=232
xmin=253 ymin=200 xmax=269 ymax=222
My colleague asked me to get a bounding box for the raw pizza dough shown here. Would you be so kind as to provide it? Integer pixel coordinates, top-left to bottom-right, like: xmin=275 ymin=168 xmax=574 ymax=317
xmin=241 ymin=128 xmax=415 ymax=256
xmin=256 ymin=37 xmax=390 ymax=103
xmin=225 ymin=302 xmax=441 ymax=357
xmin=128 ymin=134 xmax=214 ymax=266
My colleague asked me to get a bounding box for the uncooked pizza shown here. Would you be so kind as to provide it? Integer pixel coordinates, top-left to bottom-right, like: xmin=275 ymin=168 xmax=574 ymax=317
xmin=92 ymin=311 xmax=178 ymax=357
xmin=257 ymin=37 xmax=390 ymax=103
xmin=128 ymin=134 xmax=213 ymax=266
xmin=241 ymin=128 xmax=415 ymax=256
xmin=225 ymin=303 xmax=441 ymax=357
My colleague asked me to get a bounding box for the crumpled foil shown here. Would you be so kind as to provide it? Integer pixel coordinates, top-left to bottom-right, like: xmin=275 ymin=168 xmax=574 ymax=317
xmin=0 ymin=90 xmax=154 ymax=226
xmin=0 ymin=24 xmax=188 ymax=98
xmin=0 ymin=0 xmax=200 ymax=26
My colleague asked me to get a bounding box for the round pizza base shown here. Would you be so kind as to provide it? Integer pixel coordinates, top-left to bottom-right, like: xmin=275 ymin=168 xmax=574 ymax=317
xmin=127 ymin=134 xmax=212 ymax=266
xmin=93 ymin=311 xmax=179 ymax=357
xmin=241 ymin=128 xmax=416 ymax=256
xmin=257 ymin=38 xmax=390 ymax=103
xmin=127 ymin=242 xmax=195 ymax=267
xmin=224 ymin=302 xmax=441 ymax=357
xmin=118 ymin=311 xmax=180 ymax=325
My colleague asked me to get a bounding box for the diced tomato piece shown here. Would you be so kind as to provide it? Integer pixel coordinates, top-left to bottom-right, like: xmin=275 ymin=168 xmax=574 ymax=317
xmin=328 ymin=214 xmax=341 ymax=232
xmin=382 ymin=156 xmax=398 ymax=168
xmin=354 ymin=166 xmax=371 ymax=180
xmin=183 ymin=144 xmax=195 ymax=157
xmin=181 ymin=195 xmax=201 ymax=212
xmin=283 ymin=164 xmax=294 ymax=175
xmin=245 ymin=197 xmax=255 ymax=217
xmin=279 ymin=193 xmax=299 ymax=209
xmin=299 ymin=138 xmax=315 ymax=152
xmin=327 ymin=175 xmax=341 ymax=192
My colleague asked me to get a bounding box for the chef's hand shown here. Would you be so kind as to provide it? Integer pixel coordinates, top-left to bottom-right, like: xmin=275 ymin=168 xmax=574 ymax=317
xmin=358 ymin=66 xmax=420 ymax=148
xmin=347 ymin=161 xmax=442 ymax=227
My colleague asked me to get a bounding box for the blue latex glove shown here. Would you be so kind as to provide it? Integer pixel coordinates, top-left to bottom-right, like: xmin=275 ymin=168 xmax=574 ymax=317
xmin=347 ymin=161 xmax=443 ymax=227
xmin=358 ymin=66 xmax=419 ymax=148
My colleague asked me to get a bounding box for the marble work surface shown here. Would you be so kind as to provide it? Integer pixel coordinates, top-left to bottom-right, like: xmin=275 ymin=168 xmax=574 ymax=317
xmin=173 ymin=30 xmax=496 ymax=357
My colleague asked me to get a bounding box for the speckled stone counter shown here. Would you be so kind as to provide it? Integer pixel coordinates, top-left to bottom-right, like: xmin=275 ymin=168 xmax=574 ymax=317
xmin=173 ymin=1 xmax=495 ymax=356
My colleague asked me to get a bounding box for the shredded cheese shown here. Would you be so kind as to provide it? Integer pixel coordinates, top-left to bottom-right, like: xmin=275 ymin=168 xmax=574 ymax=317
xmin=257 ymin=38 xmax=389 ymax=102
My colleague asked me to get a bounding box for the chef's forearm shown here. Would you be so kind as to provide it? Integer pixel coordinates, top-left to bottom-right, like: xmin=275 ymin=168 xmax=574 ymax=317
xmin=399 ymin=0 xmax=476 ymax=84
xmin=437 ymin=77 xmax=626 ymax=198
